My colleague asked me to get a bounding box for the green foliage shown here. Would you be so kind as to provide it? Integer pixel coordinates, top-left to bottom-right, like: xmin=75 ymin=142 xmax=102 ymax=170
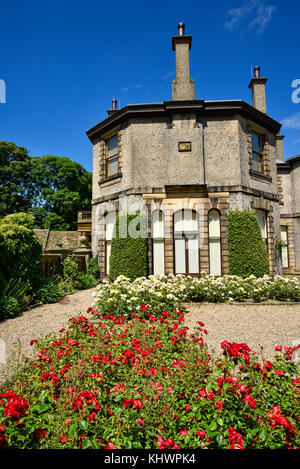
xmin=1 ymin=212 xmax=35 ymax=229
xmin=227 ymin=209 xmax=269 ymax=278
xmin=29 ymin=155 xmax=92 ymax=230
xmin=0 ymin=142 xmax=92 ymax=231
xmin=88 ymin=256 xmax=100 ymax=279
xmin=0 ymin=142 xmax=34 ymax=218
xmin=0 ymin=279 xmax=32 ymax=320
xmin=74 ymin=273 xmax=98 ymax=290
xmin=109 ymin=212 xmax=148 ymax=282
xmin=0 ymin=214 xmax=42 ymax=293
xmin=35 ymin=276 xmax=65 ymax=305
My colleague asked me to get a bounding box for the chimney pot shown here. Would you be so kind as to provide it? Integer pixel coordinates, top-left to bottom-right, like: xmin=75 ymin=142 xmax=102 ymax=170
xmin=112 ymin=98 xmax=117 ymax=110
xmin=178 ymin=22 xmax=185 ymax=36
xmin=254 ymin=66 xmax=261 ymax=78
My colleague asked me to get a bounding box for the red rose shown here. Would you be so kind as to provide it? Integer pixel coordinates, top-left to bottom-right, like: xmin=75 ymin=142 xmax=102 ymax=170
xmin=34 ymin=429 xmax=47 ymax=440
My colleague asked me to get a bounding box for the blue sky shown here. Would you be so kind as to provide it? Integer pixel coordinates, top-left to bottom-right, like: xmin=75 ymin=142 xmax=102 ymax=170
xmin=0 ymin=0 xmax=299 ymax=172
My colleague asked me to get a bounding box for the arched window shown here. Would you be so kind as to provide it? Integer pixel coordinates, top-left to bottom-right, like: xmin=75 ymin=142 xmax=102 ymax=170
xmin=152 ymin=210 xmax=165 ymax=275
xmin=280 ymin=226 xmax=289 ymax=269
xmin=255 ymin=209 xmax=268 ymax=248
xmin=105 ymin=212 xmax=116 ymax=275
xmin=208 ymin=210 xmax=221 ymax=276
xmin=174 ymin=210 xmax=199 ymax=276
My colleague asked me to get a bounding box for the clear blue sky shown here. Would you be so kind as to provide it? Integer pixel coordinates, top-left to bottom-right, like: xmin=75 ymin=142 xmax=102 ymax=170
xmin=1 ymin=0 xmax=299 ymax=172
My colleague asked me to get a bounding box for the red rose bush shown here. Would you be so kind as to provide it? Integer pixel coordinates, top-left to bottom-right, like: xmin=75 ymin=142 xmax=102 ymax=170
xmin=0 ymin=306 xmax=299 ymax=449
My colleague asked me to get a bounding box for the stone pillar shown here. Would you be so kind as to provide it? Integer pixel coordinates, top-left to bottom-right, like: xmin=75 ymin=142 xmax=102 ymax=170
xmin=172 ymin=23 xmax=195 ymax=101
xmin=248 ymin=66 xmax=268 ymax=114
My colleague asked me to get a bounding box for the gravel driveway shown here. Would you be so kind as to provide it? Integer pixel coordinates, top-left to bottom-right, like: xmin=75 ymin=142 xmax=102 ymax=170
xmin=0 ymin=291 xmax=299 ymax=384
xmin=184 ymin=302 xmax=300 ymax=362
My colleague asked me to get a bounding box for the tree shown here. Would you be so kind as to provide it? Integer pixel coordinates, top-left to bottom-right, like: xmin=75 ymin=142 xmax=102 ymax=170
xmin=30 ymin=155 xmax=92 ymax=230
xmin=227 ymin=209 xmax=269 ymax=278
xmin=0 ymin=142 xmax=34 ymax=218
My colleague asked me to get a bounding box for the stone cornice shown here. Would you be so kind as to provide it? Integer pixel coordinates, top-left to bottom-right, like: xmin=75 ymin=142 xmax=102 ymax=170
xmin=86 ymin=100 xmax=282 ymax=142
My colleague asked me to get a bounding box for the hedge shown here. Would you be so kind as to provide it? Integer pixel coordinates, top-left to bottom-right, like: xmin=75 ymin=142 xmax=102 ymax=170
xmin=227 ymin=209 xmax=269 ymax=278
xmin=109 ymin=212 xmax=148 ymax=282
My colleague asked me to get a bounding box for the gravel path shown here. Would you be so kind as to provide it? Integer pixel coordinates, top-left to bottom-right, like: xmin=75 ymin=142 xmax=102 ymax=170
xmin=0 ymin=291 xmax=299 ymax=384
xmin=184 ymin=303 xmax=300 ymax=362
xmin=0 ymin=288 xmax=95 ymax=385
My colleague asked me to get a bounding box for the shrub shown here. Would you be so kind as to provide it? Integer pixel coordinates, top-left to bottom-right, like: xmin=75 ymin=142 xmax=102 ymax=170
xmin=74 ymin=273 xmax=98 ymax=290
xmin=35 ymin=276 xmax=65 ymax=305
xmin=0 ymin=214 xmax=42 ymax=292
xmin=92 ymin=274 xmax=300 ymax=318
xmin=0 ymin=279 xmax=32 ymax=320
xmin=227 ymin=209 xmax=269 ymax=278
xmin=0 ymin=309 xmax=299 ymax=449
xmin=88 ymin=256 xmax=100 ymax=279
xmin=109 ymin=212 xmax=148 ymax=282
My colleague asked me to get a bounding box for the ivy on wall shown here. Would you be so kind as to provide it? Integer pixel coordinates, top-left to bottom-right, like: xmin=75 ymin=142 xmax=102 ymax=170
xmin=227 ymin=209 xmax=269 ymax=278
xmin=109 ymin=212 xmax=148 ymax=282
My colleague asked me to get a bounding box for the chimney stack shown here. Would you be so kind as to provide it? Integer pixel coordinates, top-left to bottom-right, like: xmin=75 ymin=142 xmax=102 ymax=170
xmin=172 ymin=22 xmax=195 ymax=101
xmin=107 ymin=98 xmax=118 ymax=116
xmin=276 ymin=133 xmax=285 ymax=161
xmin=248 ymin=66 xmax=268 ymax=114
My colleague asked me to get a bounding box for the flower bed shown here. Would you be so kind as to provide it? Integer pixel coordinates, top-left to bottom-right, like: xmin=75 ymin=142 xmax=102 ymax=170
xmin=0 ymin=306 xmax=299 ymax=449
xmin=92 ymin=274 xmax=300 ymax=319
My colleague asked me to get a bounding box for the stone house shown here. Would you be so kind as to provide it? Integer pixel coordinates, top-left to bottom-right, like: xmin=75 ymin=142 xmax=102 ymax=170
xmin=86 ymin=23 xmax=299 ymax=279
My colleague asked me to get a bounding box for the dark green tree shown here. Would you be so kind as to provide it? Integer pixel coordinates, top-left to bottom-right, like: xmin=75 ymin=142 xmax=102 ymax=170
xmin=30 ymin=155 xmax=92 ymax=230
xmin=0 ymin=142 xmax=34 ymax=217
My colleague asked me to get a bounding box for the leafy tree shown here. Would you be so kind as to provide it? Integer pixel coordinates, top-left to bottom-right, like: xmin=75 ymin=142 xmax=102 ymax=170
xmin=30 ymin=155 xmax=92 ymax=230
xmin=0 ymin=142 xmax=34 ymax=217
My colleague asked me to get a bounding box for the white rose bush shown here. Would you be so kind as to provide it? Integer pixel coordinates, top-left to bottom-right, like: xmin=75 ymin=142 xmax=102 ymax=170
xmin=92 ymin=273 xmax=300 ymax=318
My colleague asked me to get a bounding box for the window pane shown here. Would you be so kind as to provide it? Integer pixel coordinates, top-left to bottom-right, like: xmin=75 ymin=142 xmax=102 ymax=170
xmin=280 ymin=226 xmax=289 ymax=268
xmin=107 ymin=156 xmax=119 ymax=176
xmin=108 ymin=135 xmax=118 ymax=157
xmin=209 ymin=240 xmax=221 ymax=276
xmin=153 ymin=240 xmax=165 ymax=275
xmin=152 ymin=210 xmax=164 ymax=238
xmin=106 ymin=213 xmax=116 ymax=241
xmin=188 ymin=237 xmax=199 ymax=274
xmin=174 ymin=210 xmax=197 ymax=233
xmin=208 ymin=210 xmax=220 ymax=238
xmin=255 ymin=210 xmax=267 ymax=239
xmin=252 ymin=132 xmax=262 ymax=153
xmin=252 ymin=152 xmax=263 ymax=172
xmin=106 ymin=241 xmax=111 ymax=275
xmin=175 ymin=238 xmax=186 ymax=274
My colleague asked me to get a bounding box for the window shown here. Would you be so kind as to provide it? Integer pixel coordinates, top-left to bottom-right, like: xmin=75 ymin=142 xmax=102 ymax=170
xmin=152 ymin=210 xmax=165 ymax=275
xmin=174 ymin=210 xmax=199 ymax=276
xmin=251 ymin=131 xmax=264 ymax=173
xmin=105 ymin=212 xmax=116 ymax=275
xmin=106 ymin=135 xmax=119 ymax=177
xmin=255 ymin=210 xmax=268 ymax=248
xmin=208 ymin=210 xmax=221 ymax=276
xmin=280 ymin=226 xmax=289 ymax=269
